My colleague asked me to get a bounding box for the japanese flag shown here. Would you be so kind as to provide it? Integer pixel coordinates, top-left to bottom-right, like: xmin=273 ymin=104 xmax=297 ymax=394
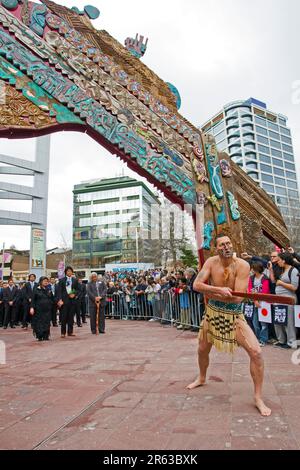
xmin=258 ymin=302 xmax=272 ymax=324
xmin=294 ymin=306 xmax=300 ymax=328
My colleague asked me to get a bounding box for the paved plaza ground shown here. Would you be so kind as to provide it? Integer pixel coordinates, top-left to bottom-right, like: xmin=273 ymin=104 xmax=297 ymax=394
xmin=0 ymin=320 xmax=299 ymax=450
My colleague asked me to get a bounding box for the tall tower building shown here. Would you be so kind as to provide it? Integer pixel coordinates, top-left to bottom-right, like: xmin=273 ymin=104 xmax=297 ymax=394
xmin=201 ymin=98 xmax=300 ymax=241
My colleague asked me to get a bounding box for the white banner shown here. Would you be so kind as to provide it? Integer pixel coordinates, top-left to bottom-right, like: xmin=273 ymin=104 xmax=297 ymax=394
xmin=31 ymin=229 xmax=45 ymax=268
xmin=258 ymin=302 xmax=272 ymax=324
xmin=294 ymin=306 xmax=300 ymax=328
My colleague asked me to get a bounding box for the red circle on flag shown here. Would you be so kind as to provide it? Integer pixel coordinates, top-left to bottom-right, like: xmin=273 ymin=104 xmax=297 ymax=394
xmin=298 ymin=313 xmax=300 ymax=320
xmin=262 ymin=309 xmax=268 ymax=317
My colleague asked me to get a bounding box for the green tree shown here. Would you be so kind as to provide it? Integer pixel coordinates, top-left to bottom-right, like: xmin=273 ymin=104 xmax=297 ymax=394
xmin=179 ymin=247 xmax=198 ymax=269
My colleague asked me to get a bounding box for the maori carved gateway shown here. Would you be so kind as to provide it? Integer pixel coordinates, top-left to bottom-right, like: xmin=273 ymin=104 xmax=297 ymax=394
xmin=0 ymin=0 xmax=289 ymax=263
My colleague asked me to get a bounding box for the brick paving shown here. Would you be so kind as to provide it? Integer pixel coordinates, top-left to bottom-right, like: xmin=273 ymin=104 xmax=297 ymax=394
xmin=0 ymin=320 xmax=299 ymax=450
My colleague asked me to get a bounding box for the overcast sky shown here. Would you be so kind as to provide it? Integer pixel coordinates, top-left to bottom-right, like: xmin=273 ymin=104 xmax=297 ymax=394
xmin=0 ymin=0 xmax=300 ymax=250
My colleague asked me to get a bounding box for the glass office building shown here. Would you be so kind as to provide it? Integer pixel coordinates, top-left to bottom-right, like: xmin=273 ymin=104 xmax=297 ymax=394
xmin=73 ymin=177 xmax=159 ymax=269
xmin=201 ymin=98 xmax=300 ymax=230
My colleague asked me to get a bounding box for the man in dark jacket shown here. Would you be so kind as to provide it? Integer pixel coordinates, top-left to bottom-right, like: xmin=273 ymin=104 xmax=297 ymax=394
xmin=57 ymin=266 xmax=79 ymax=338
xmin=87 ymin=273 xmax=107 ymax=334
xmin=48 ymin=277 xmax=58 ymax=327
xmin=22 ymin=274 xmax=38 ymax=328
xmin=3 ymin=278 xmax=19 ymax=329
xmin=75 ymin=278 xmax=87 ymax=327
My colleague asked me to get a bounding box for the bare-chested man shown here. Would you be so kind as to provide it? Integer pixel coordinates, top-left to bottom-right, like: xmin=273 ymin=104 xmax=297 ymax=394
xmin=187 ymin=235 xmax=271 ymax=417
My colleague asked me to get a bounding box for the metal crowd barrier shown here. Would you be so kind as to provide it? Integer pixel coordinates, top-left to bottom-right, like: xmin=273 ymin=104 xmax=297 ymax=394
xmin=86 ymin=291 xmax=204 ymax=329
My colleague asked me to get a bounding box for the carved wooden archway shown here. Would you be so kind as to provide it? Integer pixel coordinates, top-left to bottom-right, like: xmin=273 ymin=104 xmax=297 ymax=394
xmin=0 ymin=0 xmax=289 ymax=263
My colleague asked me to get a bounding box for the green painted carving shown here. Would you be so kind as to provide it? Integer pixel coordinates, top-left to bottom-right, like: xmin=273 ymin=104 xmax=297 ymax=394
xmin=0 ymin=55 xmax=83 ymax=124
xmin=203 ymin=222 xmax=214 ymax=250
xmin=227 ymin=191 xmax=241 ymax=221
xmin=1 ymin=0 xmax=20 ymax=11
xmin=217 ymin=205 xmax=227 ymax=225
xmin=205 ymin=143 xmax=224 ymax=200
xmin=30 ymin=3 xmax=47 ymax=37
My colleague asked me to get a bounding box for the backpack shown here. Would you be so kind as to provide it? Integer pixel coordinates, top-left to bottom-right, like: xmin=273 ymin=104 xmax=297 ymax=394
xmin=288 ymin=267 xmax=300 ymax=305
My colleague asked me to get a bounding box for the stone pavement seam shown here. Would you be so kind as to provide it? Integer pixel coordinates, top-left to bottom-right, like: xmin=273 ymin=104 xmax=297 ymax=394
xmin=32 ymin=359 xmax=152 ymax=450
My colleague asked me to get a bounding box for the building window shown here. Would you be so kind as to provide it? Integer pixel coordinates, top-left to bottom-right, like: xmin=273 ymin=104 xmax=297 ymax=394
xmin=271 ymin=149 xmax=282 ymax=159
xmin=215 ymin=129 xmax=227 ymax=142
xmin=276 ymin=196 xmax=287 ymax=205
xmin=283 ymin=153 xmax=294 ymax=162
xmin=276 ymin=187 xmax=287 ymax=196
xmin=288 ymin=190 xmax=299 ymax=199
xmin=262 ymin=183 xmax=274 ymax=193
xmin=228 ymin=134 xmax=240 ymax=144
xmin=269 ymin=131 xmax=280 ymax=140
xmin=242 ymin=124 xmax=254 ymax=131
xmin=274 ymin=167 xmax=285 ymax=177
xmin=217 ymin=139 xmax=227 ymax=151
xmin=257 ymin=135 xmax=269 ymax=145
xmin=285 ymin=171 xmax=296 ymax=180
xmin=282 ymin=144 xmax=293 ymax=153
xmin=259 ymin=154 xmax=271 ymax=164
xmin=74 ymin=230 xmax=90 ymax=240
xmin=255 ymin=116 xmax=267 ymax=127
xmin=226 ymin=116 xmax=239 ymax=126
xmin=225 ymin=108 xmax=239 ymax=118
xmin=261 ymin=173 xmax=273 ymax=183
xmin=245 ymin=152 xmax=257 ymax=160
xmin=122 ymin=195 xmax=140 ymax=201
xmin=287 ymin=181 xmax=298 ymax=190
xmin=256 ymin=125 xmax=268 ymax=136
xmin=260 ymin=163 xmax=272 ymax=173
xmin=244 ymin=143 xmax=256 ymax=150
xmin=243 ymin=132 xmax=255 ymax=140
xmin=248 ymin=172 xmax=259 ymax=180
xmin=212 ymin=121 xmax=225 ymax=134
xmin=258 ymin=144 xmax=270 ymax=155
xmin=267 ymin=121 xmax=279 ymax=132
xmin=285 ymin=162 xmax=295 ymax=171
xmin=270 ymin=139 xmax=281 ymax=150
xmin=246 ymin=162 xmax=258 ymax=170
xmin=240 ymin=115 xmax=253 ymax=123
xmin=281 ymin=135 xmax=292 ymax=145
xmin=280 ymin=126 xmax=291 ymax=136
xmin=272 ymin=158 xmax=284 ymax=168
xmin=279 ymin=117 xmax=287 ymax=126
xmin=274 ymin=177 xmax=286 ymax=186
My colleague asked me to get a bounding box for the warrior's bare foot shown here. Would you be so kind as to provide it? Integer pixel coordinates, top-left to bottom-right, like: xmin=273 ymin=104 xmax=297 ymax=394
xmin=187 ymin=377 xmax=206 ymax=390
xmin=255 ymin=398 xmax=271 ymax=417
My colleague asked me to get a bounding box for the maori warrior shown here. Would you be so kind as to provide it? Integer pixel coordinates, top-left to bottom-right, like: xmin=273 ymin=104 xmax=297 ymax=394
xmin=187 ymin=234 xmax=272 ymax=417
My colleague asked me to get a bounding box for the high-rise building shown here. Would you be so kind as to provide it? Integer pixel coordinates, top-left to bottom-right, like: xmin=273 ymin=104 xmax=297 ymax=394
xmin=73 ymin=176 xmax=160 ymax=269
xmin=201 ymin=98 xmax=300 ymax=237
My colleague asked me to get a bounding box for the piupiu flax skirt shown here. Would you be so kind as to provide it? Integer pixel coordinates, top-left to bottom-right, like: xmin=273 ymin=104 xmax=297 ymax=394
xmin=199 ymin=300 xmax=246 ymax=354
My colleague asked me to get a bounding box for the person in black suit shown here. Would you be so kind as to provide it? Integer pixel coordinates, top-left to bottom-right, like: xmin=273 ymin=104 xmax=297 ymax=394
xmin=87 ymin=273 xmax=107 ymax=334
xmin=75 ymin=278 xmax=87 ymax=327
xmin=48 ymin=277 xmax=58 ymax=327
xmin=57 ymin=266 xmax=79 ymax=338
xmin=3 ymin=278 xmax=19 ymax=329
xmin=0 ymin=280 xmax=4 ymax=327
xmin=30 ymin=276 xmax=54 ymax=341
xmin=22 ymin=274 xmax=38 ymax=329
xmin=16 ymin=282 xmax=25 ymax=326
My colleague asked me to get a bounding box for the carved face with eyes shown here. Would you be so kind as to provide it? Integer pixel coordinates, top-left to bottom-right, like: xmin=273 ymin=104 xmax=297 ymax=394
xmin=216 ymin=236 xmax=234 ymax=259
